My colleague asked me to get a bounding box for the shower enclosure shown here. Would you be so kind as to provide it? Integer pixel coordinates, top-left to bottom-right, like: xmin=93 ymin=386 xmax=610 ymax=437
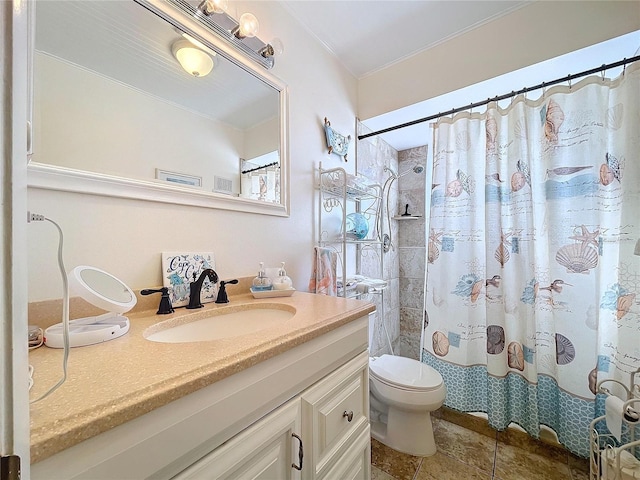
xmin=356 ymin=120 xmax=428 ymax=359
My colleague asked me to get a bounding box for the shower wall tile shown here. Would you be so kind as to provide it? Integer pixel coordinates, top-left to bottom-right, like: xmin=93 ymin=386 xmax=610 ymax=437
xmin=383 ymin=248 xmax=399 ymax=281
xmin=397 ymin=145 xmax=428 ymax=357
xmin=399 ymin=247 xmax=426 ymax=279
xmin=357 ymin=124 xmax=398 ymax=187
xmin=361 ymin=245 xmax=383 ymax=279
xmin=399 ymin=218 xmax=426 ymax=248
xmin=387 ymin=306 xmax=400 ymax=347
xmin=399 ymin=145 xmax=428 ymax=164
xmin=399 ymin=190 xmax=425 ymax=218
xmin=384 ymin=277 xmax=400 ymax=311
xmin=399 ymin=337 xmax=420 ymax=360
xmin=400 ymin=306 xmax=423 ymax=359
xmin=357 ymin=120 xmax=402 ymax=357
xmin=400 ymin=277 xmax=425 ymax=310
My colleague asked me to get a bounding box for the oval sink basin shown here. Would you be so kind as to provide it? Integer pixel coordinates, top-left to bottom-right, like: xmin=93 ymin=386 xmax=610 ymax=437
xmin=144 ymin=305 xmax=296 ymax=343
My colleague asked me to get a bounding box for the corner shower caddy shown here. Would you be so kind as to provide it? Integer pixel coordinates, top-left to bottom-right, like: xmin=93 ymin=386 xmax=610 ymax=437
xmin=317 ymin=162 xmax=385 ymax=299
xmin=589 ymin=368 xmax=640 ymax=480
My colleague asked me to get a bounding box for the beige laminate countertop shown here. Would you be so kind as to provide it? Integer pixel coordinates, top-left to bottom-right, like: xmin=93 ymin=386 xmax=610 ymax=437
xmin=29 ymin=291 xmax=375 ymax=463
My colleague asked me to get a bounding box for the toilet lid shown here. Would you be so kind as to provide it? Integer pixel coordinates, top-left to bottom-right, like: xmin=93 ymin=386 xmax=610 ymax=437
xmin=370 ymin=355 xmax=443 ymax=391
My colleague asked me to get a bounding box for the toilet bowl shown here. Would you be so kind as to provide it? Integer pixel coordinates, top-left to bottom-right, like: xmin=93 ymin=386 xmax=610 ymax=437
xmin=369 ymin=354 xmax=446 ymax=456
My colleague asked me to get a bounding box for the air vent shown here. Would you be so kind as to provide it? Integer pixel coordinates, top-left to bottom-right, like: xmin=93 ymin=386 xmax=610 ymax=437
xmin=214 ymin=176 xmax=233 ymax=195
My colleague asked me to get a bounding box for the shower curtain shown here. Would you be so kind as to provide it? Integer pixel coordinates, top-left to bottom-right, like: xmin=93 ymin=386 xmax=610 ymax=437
xmin=421 ymin=63 xmax=640 ymax=457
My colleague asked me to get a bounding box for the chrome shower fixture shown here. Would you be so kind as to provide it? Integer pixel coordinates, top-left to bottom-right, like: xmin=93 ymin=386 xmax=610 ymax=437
xmin=384 ymin=164 xmax=425 ymax=179
xmin=383 ymin=166 xmax=398 ymax=178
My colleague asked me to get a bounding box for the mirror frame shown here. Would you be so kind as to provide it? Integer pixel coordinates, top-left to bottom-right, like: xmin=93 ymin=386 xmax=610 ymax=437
xmin=27 ymin=0 xmax=290 ymax=217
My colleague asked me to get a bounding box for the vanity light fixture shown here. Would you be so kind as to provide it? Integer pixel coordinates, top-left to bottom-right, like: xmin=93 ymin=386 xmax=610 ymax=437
xmin=190 ymin=0 xmax=278 ymax=68
xmin=172 ymin=39 xmax=214 ymax=77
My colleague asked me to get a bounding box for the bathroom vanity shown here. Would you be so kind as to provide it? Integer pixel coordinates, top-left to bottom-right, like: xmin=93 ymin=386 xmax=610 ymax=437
xmin=29 ymin=292 xmax=374 ymax=479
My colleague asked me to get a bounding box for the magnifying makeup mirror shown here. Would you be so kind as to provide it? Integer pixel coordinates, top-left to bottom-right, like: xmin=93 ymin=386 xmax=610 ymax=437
xmin=44 ymin=266 xmax=137 ymax=348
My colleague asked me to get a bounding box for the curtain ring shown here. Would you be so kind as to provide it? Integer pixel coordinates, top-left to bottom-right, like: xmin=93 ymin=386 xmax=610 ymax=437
xmin=541 ymin=82 xmax=546 ymax=98
xmin=601 ymin=65 xmax=606 ymax=81
xmin=568 ymin=77 xmax=572 ymax=90
xmin=623 ymin=58 xmax=627 ymax=75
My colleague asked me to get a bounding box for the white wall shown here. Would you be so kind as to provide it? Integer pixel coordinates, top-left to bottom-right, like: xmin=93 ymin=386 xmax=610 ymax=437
xmin=30 ymin=0 xmax=640 ymax=302
xmin=34 ymin=53 xmax=245 ymax=193
xmin=27 ymin=0 xmax=359 ymax=301
xmin=358 ymin=1 xmax=640 ymax=120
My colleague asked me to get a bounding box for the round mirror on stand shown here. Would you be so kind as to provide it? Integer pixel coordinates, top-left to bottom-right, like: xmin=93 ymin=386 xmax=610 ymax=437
xmin=44 ymin=266 xmax=137 ymax=348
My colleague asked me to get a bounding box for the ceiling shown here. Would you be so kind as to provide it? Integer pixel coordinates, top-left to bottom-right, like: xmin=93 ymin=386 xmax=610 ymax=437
xmin=280 ymin=0 xmax=530 ymax=79
xmin=280 ymin=0 xmax=531 ymax=150
xmin=35 ymin=0 xmax=279 ymax=131
xmin=281 ymin=1 xmax=639 ymax=152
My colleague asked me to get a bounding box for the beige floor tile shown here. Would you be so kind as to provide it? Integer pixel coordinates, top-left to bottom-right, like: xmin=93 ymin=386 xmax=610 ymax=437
xmin=439 ymin=407 xmax=498 ymax=439
xmin=568 ymin=453 xmax=589 ymax=474
xmin=434 ymin=419 xmax=497 ymax=474
xmin=569 ymin=466 xmax=590 ymax=480
xmin=494 ymin=442 xmax=572 ymax=480
xmin=414 ymin=451 xmax=492 ymax=480
xmin=496 ymin=427 xmax=568 ymax=463
xmin=372 ymin=465 xmax=397 ymax=480
xmin=371 ymin=438 xmax=422 ymax=480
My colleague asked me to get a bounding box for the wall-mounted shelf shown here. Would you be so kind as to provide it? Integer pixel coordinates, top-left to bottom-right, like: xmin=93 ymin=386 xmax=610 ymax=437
xmin=317 ymin=162 xmax=384 ymax=298
xmin=393 ymin=215 xmax=422 ymax=220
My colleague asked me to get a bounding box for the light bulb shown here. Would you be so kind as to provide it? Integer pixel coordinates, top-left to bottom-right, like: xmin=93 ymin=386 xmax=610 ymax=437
xmin=237 ymin=12 xmax=259 ymax=38
xmin=198 ymin=0 xmax=227 ymax=15
xmin=172 ymin=40 xmax=214 ymax=77
xmin=270 ymin=38 xmax=284 ymax=56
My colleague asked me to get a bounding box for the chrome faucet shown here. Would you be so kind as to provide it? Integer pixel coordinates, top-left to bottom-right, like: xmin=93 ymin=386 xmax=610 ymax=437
xmin=186 ymin=268 xmax=219 ymax=309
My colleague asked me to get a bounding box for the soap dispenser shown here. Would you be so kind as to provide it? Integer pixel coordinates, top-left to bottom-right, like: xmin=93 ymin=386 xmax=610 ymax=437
xmin=252 ymin=262 xmax=273 ymax=291
xmin=273 ymin=262 xmax=293 ymax=290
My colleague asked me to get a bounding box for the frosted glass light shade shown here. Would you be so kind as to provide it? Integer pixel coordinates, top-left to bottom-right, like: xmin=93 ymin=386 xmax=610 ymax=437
xmin=172 ymin=40 xmax=214 ymax=77
xmin=238 ymin=13 xmax=259 ymax=38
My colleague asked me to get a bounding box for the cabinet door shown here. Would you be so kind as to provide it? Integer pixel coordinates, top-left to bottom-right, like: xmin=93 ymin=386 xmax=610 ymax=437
xmin=173 ymin=399 xmax=302 ymax=480
xmin=301 ymin=351 xmax=369 ymax=479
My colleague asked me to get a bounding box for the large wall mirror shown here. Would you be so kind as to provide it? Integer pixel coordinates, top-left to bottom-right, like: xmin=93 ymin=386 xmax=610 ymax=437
xmin=28 ymin=0 xmax=289 ymax=216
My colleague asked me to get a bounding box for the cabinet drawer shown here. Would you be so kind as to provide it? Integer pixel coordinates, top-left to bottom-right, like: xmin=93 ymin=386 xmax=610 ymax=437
xmin=301 ymin=351 xmax=369 ymax=478
xmin=319 ymin=426 xmax=370 ymax=480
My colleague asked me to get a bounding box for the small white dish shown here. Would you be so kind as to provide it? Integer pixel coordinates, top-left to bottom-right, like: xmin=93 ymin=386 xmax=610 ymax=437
xmin=250 ymin=287 xmax=296 ymax=299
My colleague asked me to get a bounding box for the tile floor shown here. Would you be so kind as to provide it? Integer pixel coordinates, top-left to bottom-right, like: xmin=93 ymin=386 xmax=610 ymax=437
xmin=371 ymin=410 xmax=590 ymax=480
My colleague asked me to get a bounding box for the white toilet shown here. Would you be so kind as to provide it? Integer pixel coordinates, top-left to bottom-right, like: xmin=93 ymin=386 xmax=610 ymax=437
xmin=369 ymin=354 xmax=446 ymax=456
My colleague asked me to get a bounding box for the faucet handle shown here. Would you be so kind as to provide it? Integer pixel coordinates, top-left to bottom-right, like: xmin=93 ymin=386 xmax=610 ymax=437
xmin=215 ymin=279 xmax=239 ymax=304
xmin=141 ymin=287 xmax=174 ymax=315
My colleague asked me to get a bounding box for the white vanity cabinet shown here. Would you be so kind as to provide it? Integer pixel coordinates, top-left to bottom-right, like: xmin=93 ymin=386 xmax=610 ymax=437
xmin=31 ymin=315 xmax=371 ymax=480
xmin=173 ymin=399 xmax=302 ymax=480
xmin=173 ymin=351 xmax=370 ymax=480
xmin=301 ymin=351 xmax=370 ymax=480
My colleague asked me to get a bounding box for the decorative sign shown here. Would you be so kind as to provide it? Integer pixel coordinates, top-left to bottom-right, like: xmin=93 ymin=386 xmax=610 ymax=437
xmin=323 ymin=117 xmax=351 ymax=161
xmin=162 ymin=252 xmax=216 ymax=307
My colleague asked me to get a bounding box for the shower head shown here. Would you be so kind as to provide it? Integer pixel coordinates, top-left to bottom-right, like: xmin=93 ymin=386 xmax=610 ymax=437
xmin=397 ymin=164 xmax=425 ymax=178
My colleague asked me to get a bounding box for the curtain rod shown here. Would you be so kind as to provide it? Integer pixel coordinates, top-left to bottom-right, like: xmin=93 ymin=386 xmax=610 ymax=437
xmin=241 ymin=161 xmax=278 ymax=174
xmin=358 ymin=54 xmax=640 ymax=141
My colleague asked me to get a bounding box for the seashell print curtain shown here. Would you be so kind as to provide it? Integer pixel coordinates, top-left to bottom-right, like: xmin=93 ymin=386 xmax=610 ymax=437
xmin=421 ymin=63 xmax=640 ymax=457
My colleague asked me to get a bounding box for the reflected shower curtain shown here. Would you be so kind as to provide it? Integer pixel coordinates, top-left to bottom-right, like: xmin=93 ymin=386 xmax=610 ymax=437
xmin=421 ymin=64 xmax=640 ymax=457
